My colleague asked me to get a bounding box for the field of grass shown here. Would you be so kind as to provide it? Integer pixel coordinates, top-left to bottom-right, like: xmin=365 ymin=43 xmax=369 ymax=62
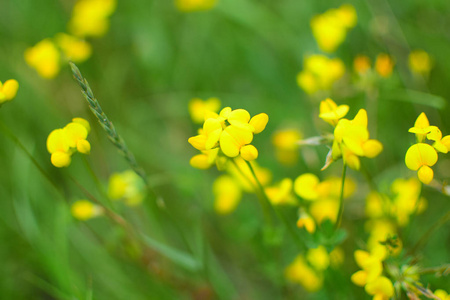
xmin=0 ymin=0 xmax=449 ymax=299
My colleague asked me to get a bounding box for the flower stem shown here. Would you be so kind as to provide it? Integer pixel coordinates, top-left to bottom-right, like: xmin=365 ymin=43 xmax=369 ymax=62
xmin=335 ymin=163 xmax=347 ymax=230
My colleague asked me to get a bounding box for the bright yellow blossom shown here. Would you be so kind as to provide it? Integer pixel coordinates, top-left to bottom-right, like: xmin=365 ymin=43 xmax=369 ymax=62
xmin=69 ymin=0 xmax=117 ymax=37
xmin=188 ymin=97 xmax=221 ymax=124
xmin=296 ymin=209 xmax=316 ymax=233
xmin=309 ymin=198 xmax=339 ymax=224
xmin=55 ymin=33 xmax=92 ymax=63
xmin=25 ymin=39 xmax=60 ymax=78
xmin=175 ymin=0 xmax=217 ymax=12
xmin=319 ymin=98 xmax=349 ymax=127
xmin=285 ymin=255 xmax=323 ymax=292
xmin=213 ymin=175 xmax=242 ymax=214
xmin=108 ymin=170 xmax=146 ymax=206
xmin=265 ymin=178 xmax=296 ymax=205
xmin=306 ymin=246 xmax=330 ymax=271
xmin=354 ymin=55 xmax=371 ymax=75
xmin=0 ymin=79 xmax=19 ymax=104
xmin=409 ymin=50 xmax=432 ymax=76
xmin=405 ymin=143 xmax=437 ymax=184
xmin=272 ymin=128 xmax=302 ymax=165
xmin=365 ymin=276 xmax=394 ymax=300
xmin=434 ymin=289 xmax=450 ymax=300
xmin=408 ymin=112 xmax=431 ymax=142
xmin=71 ymin=200 xmax=102 ymax=220
xmin=375 ymin=53 xmax=394 ymax=78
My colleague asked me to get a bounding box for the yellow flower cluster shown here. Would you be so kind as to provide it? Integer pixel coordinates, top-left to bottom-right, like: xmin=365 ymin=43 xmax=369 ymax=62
xmin=310 ymin=4 xmax=357 ymax=53
xmin=0 ymin=79 xmax=19 ymax=105
xmin=351 ymin=248 xmax=394 ymax=300
xmin=294 ymin=173 xmax=356 ymax=232
xmin=107 ymin=170 xmax=147 ymax=206
xmin=71 ymin=199 xmax=103 ymax=220
xmin=25 ymin=0 xmax=115 ymax=78
xmin=46 ymin=118 xmax=91 ymax=167
xmin=297 ymin=55 xmax=345 ymax=95
xmin=188 ymin=105 xmax=269 ymax=168
xmin=175 ymin=0 xmax=217 ymax=12
xmin=285 ymin=246 xmax=343 ymax=292
xmin=353 ymin=53 xmax=395 ymax=78
xmin=213 ymin=158 xmax=271 ymax=214
xmin=319 ymin=98 xmax=383 ymax=170
xmin=271 ymin=128 xmax=303 ymax=165
xmin=405 ymin=112 xmax=450 ymax=184
xmin=408 ymin=49 xmax=432 ymax=77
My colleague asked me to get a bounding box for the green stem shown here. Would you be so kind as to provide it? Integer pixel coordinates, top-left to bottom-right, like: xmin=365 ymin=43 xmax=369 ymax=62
xmin=334 ymin=164 xmax=347 ymax=230
xmin=81 ymin=156 xmax=113 ymax=208
xmin=418 ymin=264 xmax=449 ymax=275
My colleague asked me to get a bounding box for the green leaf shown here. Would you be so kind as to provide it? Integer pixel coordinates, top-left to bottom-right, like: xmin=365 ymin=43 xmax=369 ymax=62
xmin=383 ymin=90 xmax=446 ymax=110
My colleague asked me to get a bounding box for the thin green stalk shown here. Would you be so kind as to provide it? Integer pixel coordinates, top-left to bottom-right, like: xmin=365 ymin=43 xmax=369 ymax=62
xmin=334 ymin=164 xmax=347 ymax=230
xmin=244 ymin=160 xmax=304 ymax=250
xmin=81 ymin=156 xmax=112 ymax=208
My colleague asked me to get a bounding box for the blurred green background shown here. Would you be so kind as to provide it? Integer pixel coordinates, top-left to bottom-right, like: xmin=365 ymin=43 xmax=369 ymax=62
xmin=0 ymin=0 xmax=449 ymax=299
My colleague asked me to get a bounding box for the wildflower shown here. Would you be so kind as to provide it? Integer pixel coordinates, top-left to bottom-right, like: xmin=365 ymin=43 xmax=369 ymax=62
xmin=265 ymin=178 xmax=296 ymax=205
xmin=285 ymin=255 xmax=323 ymax=292
xmin=71 ymin=200 xmax=103 ymax=220
xmin=331 ymin=109 xmax=383 ymax=170
xmin=271 ymin=128 xmax=302 ymax=165
xmin=0 ymin=79 xmax=19 ymax=104
xmin=351 ymin=250 xmax=384 ymax=287
xmin=24 ymin=39 xmax=60 ymax=78
xmin=319 ymin=98 xmax=349 ymax=127
xmin=408 ymin=112 xmax=430 ymax=142
xmin=375 ymin=53 xmax=394 ymax=78
xmin=108 ymin=170 xmax=146 ymax=206
xmin=408 ymin=50 xmax=432 ymax=76
xmin=296 ymin=209 xmax=316 ymax=233
xmin=434 ymin=289 xmax=450 ymax=300
xmin=405 ymin=143 xmax=437 ymax=184
xmin=353 ymin=55 xmax=371 ymax=75
xmin=310 ymin=4 xmax=357 ymax=53
xmin=188 ymin=97 xmax=221 ymax=124
xmin=68 ymin=0 xmax=117 ymax=37
xmin=306 ymin=246 xmax=330 ymax=271
xmin=213 ymin=175 xmax=242 ymax=214
xmin=46 ymin=118 xmax=91 ymax=167
xmin=297 ymin=55 xmax=345 ymax=94
xmin=175 ymin=0 xmax=217 ymax=12
xmin=55 ymin=33 xmax=92 ymax=63
xmin=365 ymin=276 xmax=394 ymax=299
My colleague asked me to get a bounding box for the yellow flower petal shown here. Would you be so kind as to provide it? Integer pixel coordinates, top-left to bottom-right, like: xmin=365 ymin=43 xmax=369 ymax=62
xmin=188 ymin=134 xmax=207 ymax=151
xmin=363 ymin=139 xmax=383 ymax=158
xmin=64 ymin=122 xmax=88 ymax=148
xmin=77 ymin=139 xmax=91 ymax=154
xmin=405 ymin=143 xmax=438 ymax=171
xmin=47 ymin=129 xmax=70 ymax=154
xmin=418 ymin=165 xmax=434 ymax=184
xmin=351 ymin=270 xmax=368 ymax=287
xmin=1 ymin=79 xmax=19 ymax=101
xmin=51 ymin=151 xmax=71 ymax=168
xmin=213 ymin=175 xmax=242 ymax=214
xmin=249 ymin=113 xmax=269 ymax=134
xmin=365 ymin=276 xmax=394 ymax=298
xmin=294 ymin=173 xmax=320 ymax=200
xmin=220 ymin=126 xmax=253 ymax=158
xmin=240 ymin=144 xmax=258 ymax=161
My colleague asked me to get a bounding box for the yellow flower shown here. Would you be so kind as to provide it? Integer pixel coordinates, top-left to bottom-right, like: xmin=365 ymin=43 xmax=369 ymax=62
xmin=319 ymin=98 xmax=349 ymax=127
xmin=108 ymin=170 xmax=146 ymax=206
xmin=405 ymin=143 xmax=438 ymax=184
xmin=265 ymin=178 xmax=296 ymax=205
xmin=25 ymin=39 xmax=60 ymax=78
xmin=297 ymin=55 xmax=345 ymax=94
xmin=408 ymin=112 xmax=431 ymax=142
xmin=364 ymin=276 xmax=394 ymax=300
xmin=0 ymin=79 xmax=19 ymax=104
xmin=69 ymin=0 xmax=117 ymax=37
xmin=306 ymin=246 xmax=330 ymax=271
xmin=375 ymin=53 xmax=394 ymax=78
xmin=64 ymin=122 xmax=91 ymax=154
xmin=55 ymin=33 xmax=92 ymax=63
xmin=175 ymin=0 xmax=217 ymax=12
xmin=189 ymin=148 xmax=219 ymax=169
xmin=285 ymin=255 xmax=323 ymax=292
xmin=351 ymin=250 xmax=383 ymax=287
xmin=296 ymin=209 xmax=316 ymax=233
xmin=71 ymin=200 xmax=102 ymax=220
xmin=272 ymin=128 xmax=302 ymax=165
xmin=329 ymin=247 xmax=345 ymax=268
xmin=409 ymin=49 xmax=432 ymax=76
xmin=188 ymin=97 xmax=221 ymax=124
xmin=310 ymin=4 xmax=357 ymax=53
xmin=353 ymin=55 xmax=371 ymax=75
xmin=294 ymin=173 xmax=321 ymax=200
xmin=434 ymin=289 xmax=450 ymax=300
xmin=309 ymin=198 xmax=339 ymax=224
xmin=213 ymin=175 xmax=242 ymax=214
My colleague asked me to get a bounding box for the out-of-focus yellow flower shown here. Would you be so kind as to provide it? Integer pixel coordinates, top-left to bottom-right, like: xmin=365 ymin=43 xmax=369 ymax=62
xmin=296 ymin=209 xmax=316 ymax=233
xmin=294 ymin=173 xmax=356 ymax=201
xmin=285 ymin=255 xmax=323 ymax=292
xmin=175 ymin=0 xmax=217 ymax=12
xmin=365 ymin=276 xmax=394 ymax=300
xmin=55 ymin=33 xmax=92 ymax=63
xmin=108 ymin=170 xmax=146 ymax=206
xmin=329 ymin=247 xmax=345 ymax=268
xmin=213 ymin=175 xmax=242 ymax=214
xmin=353 ymin=55 xmax=371 ymax=75
xmin=375 ymin=53 xmax=394 ymax=78
xmin=306 ymin=246 xmax=330 ymax=271
xmin=310 ymin=4 xmax=357 ymax=53
xmin=272 ymin=128 xmax=302 ymax=165
xmin=69 ymin=0 xmax=117 ymax=37
xmin=71 ymin=200 xmax=103 ymax=220
xmin=319 ymin=98 xmax=349 ymax=127
xmin=332 ymin=109 xmax=383 ymax=170
xmin=365 ymin=191 xmax=385 ymax=219
xmin=227 ymin=157 xmax=272 ymax=193
xmin=309 ymin=198 xmax=339 ymax=224
xmin=25 ymin=39 xmax=60 ymax=78
xmin=265 ymin=178 xmax=296 ymax=205
xmin=0 ymin=79 xmax=19 ymax=104
xmin=405 ymin=143 xmax=437 ymax=184
xmin=434 ymin=289 xmax=450 ymax=300
xmin=351 ymin=250 xmax=384 ymax=287
xmin=409 ymin=50 xmax=432 ymax=76
xmin=391 ymin=178 xmax=426 ymax=226
xmin=294 ymin=173 xmax=320 ymax=200
xmin=46 ymin=118 xmax=91 ymax=168
xmin=189 ymin=97 xmax=221 ymax=124
xmin=297 ymin=55 xmax=345 ymax=94
xmin=365 ymin=219 xmax=398 ymax=255
xmin=190 ymin=148 xmax=219 ymax=169
xmin=409 ymin=112 xmax=430 ymax=143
